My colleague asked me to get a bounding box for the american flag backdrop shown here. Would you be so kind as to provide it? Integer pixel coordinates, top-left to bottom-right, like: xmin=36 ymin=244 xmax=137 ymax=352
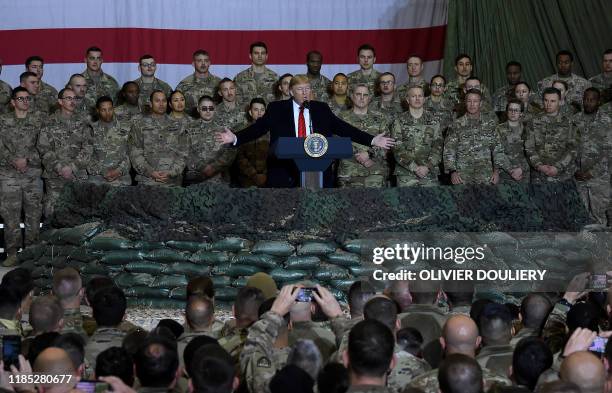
xmin=0 ymin=0 xmax=448 ymax=90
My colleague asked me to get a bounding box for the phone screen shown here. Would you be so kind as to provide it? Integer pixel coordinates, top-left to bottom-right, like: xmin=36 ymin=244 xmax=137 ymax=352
xmin=2 ymin=335 xmax=21 ymax=371
xmin=296 ymin=288 xmax=314 ymax=302
xmin=590 ymin=274 xmax=607 ymax=290
xmin=76 ymin=381 xmax=110 ymax=393
xmin=589 ymin=336 xmax=608 ymax=353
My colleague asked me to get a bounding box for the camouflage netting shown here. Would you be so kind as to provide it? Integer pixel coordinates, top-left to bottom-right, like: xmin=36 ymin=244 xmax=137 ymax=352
xmin=18 ymin=181 xmax=595 ymax=308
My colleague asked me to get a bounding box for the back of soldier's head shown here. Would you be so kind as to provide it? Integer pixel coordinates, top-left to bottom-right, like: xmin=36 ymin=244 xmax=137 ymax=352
xmin=30 ymin=295 xmax=63 ymax=333
xmin=190 ymin=344 xmax=235 ymax=393
xmin=122 ymin=328 xmax=149 ymax=357
xmin=156 ymin=319 xmax=184 ymax=340
xmin=52 ymin=268 xmax=82 ymax=304
xmin=385 ymin=280 xmax=411 ymax=312
xmin=187 ymin=276 xmax=215 ymax=299
xmin=566 ymin=301 xmax=601 ymax=333
xmin=410 ymin=279 xmax=439 ymax=305
xmin=235 ymin=286 xmax=266 ymax=323
xmin=438 ymin=354 xmax=483 ymax=393
xmin=92 ymin=286 xmax=126 ymax=328
xmin=442 ymin=315 xmax=480 ymax=355
xmin=85 ymin=276 xmax=115 ymax=305
xmin=0 ymin=284 xmax=22 ymax=320
xmin=33 ymin=347 xmax=77 ymax=386
xmin=287 ymin=339 xmax=323 ymax=381
xmin=317 ymin=363 xmax=349 ymax=393
xmin=1 ymin=268 xmax=34 ymax=302
xmin=512 ymin=337 xmax=553 ymax=390
xmin=184 ymin=336 xmax=220 ymax=377
xmin=560 ymin=351 xmax=606 ymax=393
xmin=363 ymin=297 xmax=398 ymax=332
xmin=520 ymin=294 xmax=552 ymax=330
xmin=186 ymin=295 xmax=214 ymax=330
xmin=135 ymin=337 xmax=179 ymax=388
xmin=536 ymin=381 xmax=581 ymax=393
xmin=347 ymin=319 xmax=394 ymax=378
xmin=396 ymin=327 xmax=423 ymax=357
xmin=470 ymin=299 xmax=493 ymax=328
xmin=444 ymin=280 xmax=474 ymax=307
xmin=27 ymin=332 xmax=61 ymax=363
xmin=53 ymin=333 xmax=85 ymax=370
xmin=348 ymin=281 xmax=376 ymax=317
xmin=479 ymin=303 xmax=513 ymax=345
xmin=95 ymin=346 xmax=134 ymax=387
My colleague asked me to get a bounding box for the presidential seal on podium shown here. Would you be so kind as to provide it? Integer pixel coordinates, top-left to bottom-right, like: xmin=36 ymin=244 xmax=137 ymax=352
xmin=304 ymin=133 xmax=329 ymax=158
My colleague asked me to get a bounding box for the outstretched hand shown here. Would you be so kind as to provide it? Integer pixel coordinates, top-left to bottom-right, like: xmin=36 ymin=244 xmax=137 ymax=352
xmin=215 ymin=127 xmax=237 ymax=145
xmin=372 ymin=133 xmax=395 ymax=150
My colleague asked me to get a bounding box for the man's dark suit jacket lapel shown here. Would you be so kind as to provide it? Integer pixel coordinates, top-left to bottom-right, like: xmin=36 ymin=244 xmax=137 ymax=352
xmin=282 ymin=99 xmax=296 ymax=138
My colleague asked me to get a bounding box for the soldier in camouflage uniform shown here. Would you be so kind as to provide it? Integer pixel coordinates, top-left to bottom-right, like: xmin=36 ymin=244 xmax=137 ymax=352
xmin=19 ymin=72 xmax=50 ymax=115
xmin=492 ymin=61 xmax=522 ymax=117
xmin=325 ymin=73 xmax=351 ymax=116
xmin=455 ymin=77 xmax=495 ymax=118
xmin=68 ymin=74 xmax=94 ymax=119
xmin=425 ymin=75 xmax=454 ymax=132
xmin=52 ymin=267 xmax=88 ymax=340
xmin=168 ymin=90 xmax=192 ymax=126
xmin=370 ymin=72 xmax=404 ymax=120
xmin=87 ymin=96 xmax=132 ymax=186
xmin=391 ymin=85 xmax=442 ymax=187
xmin=177 ymin=295 xmax=224 ymax=367
xmin=337 ymin=84 xmax=390 ymax=188
xmin=128 ymin=90 xmax=189 ymax=187
xmin=445 ymin=54 xmax=488 ymax=105
xmin=176 ymin=49 xmax=222 ymax=113
xmin=397 ymin=55 xmax=430 ymax=99
xmin=347 ymin=44 xmax=381 ymax=95
xmin=273 ymin=74 xmax=293 ymax=101
xmin=235 ymin=98 xmax=269 ymax=187
xmin=0 ymin=60 xmax=11 ymax=114
xmin=445 ymin=90 xmax=512 ymax=185
xmin=524 ymin=87 xmax=579 ymax=183
xmin=0 ymin=87 xmax=44 ymax=267
xmin=215 ymin=78 xmax=247 ymax=130
xmin=552 ymin=80 xmax=578 ymax=116
xmin=537 ymin=50 xmax=591 ymax=109
xmin=114 ymin=81 xmax=143 ymax=121
xmin=26 ymin=56 xmax=58 ymax=114
xmin=589 ymin=49 xmax=612 ymax=103
xmin=495 ymin=99 xmax=529 ymax=183
xmin=574 ymin=88 xmax=612 ymax=225
xmin=234 ymin=42 xmax=278 ymax=104
xmin=0 ymin=286 xmax=23 ymax=349
xmin=81 ymin=46 xmax=120 ymax=107
xmin=134 ymin=54 xmax=172 ymax=112
xmin=514 ymin=82 xmax=542 ymax=123
xmin=306 ymin=51 xmax=331 ymax=101
xmin=184 ymin=96 xmax=236 ymax=184
xmin=38 ymin=88 xmax=92 ymax=217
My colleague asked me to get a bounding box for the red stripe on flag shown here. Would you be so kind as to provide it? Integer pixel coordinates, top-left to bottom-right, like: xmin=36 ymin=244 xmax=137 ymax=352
xmin=0 ymin=26 xmax=446 ymax=65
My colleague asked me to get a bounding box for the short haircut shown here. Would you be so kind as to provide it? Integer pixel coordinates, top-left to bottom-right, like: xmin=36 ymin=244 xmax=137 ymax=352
xmin=506 ymin=98 xmax=524 ymax=112
xmin=139 ymin=54 xmax=154 ymax=63
xmin=347 ymin=319 xmax=394 ymax=378
xmin=250 ymin=41 xmax=268 ymax=53
xmin=512 ymin=337 xmax=553 ymax=390
xmin=1 ymin=268 xmax=34 ymax=300
xmin=465 ymin=76 xmax=481 ymax=84
xmin=363 ymin=297 xmax=398 ymax=332
xmin=506 ymin=61 xmax=522 ymax=70
xmin=29 ymin=296 xmax=63 ymax=333
xmin=218 ymin=77 xmax=234 ymax=88
xmin=186 ymin=295 xmax=214 ymax=329
xmin=556 ymin=50 xmax=574 ymax=63
xmin=193 ymin=49 xmax=209 ymax=59
xmin=357 ymin=44 xmax=375 ymax=56
xmin=52 ymin=268 xmax=82 ymax=302
xmin=11 ymin=86 xmax=29 ymax=99
xmin=306 ymin=50 xmax=322 ymax=61
xmin=134 ymin=337 xmax=179 ymax=388
xmin=470 ymin=299 xmax=493 ymax=327
xmin=407 ymin=54 xmax=423 ymax=62
xmin=584 ymin=87 xmax=600 ymax=97
xmin=431 ymin=74 xmax=446 ymax=84
xmin=58 ymin=88 xmax=74 ymax=100
xmin=455 ymin=53 xmax=472 ymax=65
xmin=0 ymin=285 xmax=22 ymax=320
xmin=515 ymin=81 xmax=531 ymax=91
xmin=85 ymin=277 xmax=115 ymax=305
xmin=479 ymin=303 xmax=513 ymax=345
xmin=187 ymin=276 xmax=215 ymax=299
xmin=86 ymin=46 xmax=103 ymax=55
xmin=52 ymin=333 xmax=86 ymax=369
xmin=604 ymin=49 xmax=612 ymax=56
xmin=149 ymin=89 xmax=166 ymax=104
xmin=26 ymin=332 xmax=61 ymax=363
xmin=317 ymin=362 xmax=349 ymax=393
xmin=236 ymin=286 xmax=266 ymax=322
xmin=465 ymin=89 xmax=482 ymax=100
xmin=95 ymin=347 xmax=134 ymax=387
xmin=121 ymin=80 xmax=139 ymax=91
xmin=552 ymin=79 xmax=569 ymax=91
xmin=347 ymin=281 xmax=375 ymax=317
xmin=25 ymin=55 xmax=44 ymax=67
xmin=287 ymin=339 xmax=323 ymax=380
xmin=96 ymin=95 xmax=113 ymax=109
xmin=198 ymin=95 xmax=215 ymax=106
xmin=542 ymin=87 xmax=561 ymax=100
xmin=20 ymin=71 xmax=37 ymax=82
xmin=156 ymin=319 xmax=184 ymax=340
xmin=333 ymin=73 xmax=347 ymax=81
xmin=378 ymin=72 xmax=396 ymax=82
xmin=396 ymin=327 xmax=424 ymax=357
xmin=249 ymin=97 xmax=267 ymax=109
xmin=566 ymin=301 xmax=600 ymax=332
xmin=183 ymin=336 xmax=219 ymax=377
xmin=92 ymin=286 xmax=127 ymax=327
xmin=190 ymin=344 xmax=235 ymax=393
xmin=289 ymin=74 xmax=310 ymax=89
xmin=520 ymin=294 xmax=552 ymax=330
xmin=438 ymin=354 xmax=483 ymax=393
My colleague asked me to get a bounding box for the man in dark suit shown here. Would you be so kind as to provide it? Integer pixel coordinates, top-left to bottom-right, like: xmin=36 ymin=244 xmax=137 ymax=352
xmin=216 ymin=74 xmax=395 ymax=187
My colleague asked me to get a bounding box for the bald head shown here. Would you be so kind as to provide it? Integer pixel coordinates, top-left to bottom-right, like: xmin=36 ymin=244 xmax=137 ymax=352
xmin=52 ymin=268 xmax=82 ymax=306
xmin=185 ymin=295 xmax=214 ymax=330
xmin=560 ymin=352 xmax=606 ymax=393
xmin=33 ymin=348 xmax=76 ymax=388
xmin=442 ymin=315 xmax=480 ymax=356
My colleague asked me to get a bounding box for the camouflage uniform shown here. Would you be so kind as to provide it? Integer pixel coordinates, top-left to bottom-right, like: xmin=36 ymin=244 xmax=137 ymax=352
xmin=326 ymin=98 xmax=351 ymax=116
xmin=495 ymin=121 xmax=529 ymax=183
xmin=128 ymin=114 xmax=189 ymax=186
xmin=347 ymin=69 xmax=381 ymax=95
xmin=84 ymin=327 xmax=126 ymax=370
xmin=289 ymin=320 xmax=337 ymax=362
xmin=476 ymin=344 xmax=514 ymax=377
xmin=396 ymin=77 xmax=430 ymax=99
xmin=30 ymin=94 xmax=53 ymax=115
xmin=391 ymin=110 xmax=442 ymax=186
xmin=445 ymin=79 xmax=492 ymax=106
xmin=38 ymin=81 xmax=58 ymax=114
xmin=308 ymin=74 xmax=331 ymax=101
xmin=408 ymin=366 xmax=511 ymax=393
xmin=74 ymin=96 xmax=94 ymax=120
xmin=240 ymin=311 xmax=290 ymax=393
xmin=537 ymin=73 xmax=591 ymax=107
xmin=176 ymin=73 xmax=222 ymax=112
xmin=521 ymin=101 xmax=543 ymax=123
xmin=61 ymin=308 xmax=88 ymax=339
xmin=573 ymin=110 xmax=612 ymax=224
xmin=81 ymin=70 xmax=120 ymax=106
xmin=134 ymin=77 xmax=172 ymax=111
xmin=369 ymin=94 xmax=404 ymax=122
xmin=346 ymin=385 xmax=392 ymax=393
xmin=589 ymin=73 xmax=612 ymax=92
xmin=235 ymin=121 xmax=270 ymax=188
xmin=0 ymin=79 xmax=11 ymax=114
xmin=337 ymin=110 xmax=390 ymax=187
xmin=177 ymin=324 xmax=224 ymax=367
xmin=541 ymin=301 xmax=569 ymax=355
xmin=114 ymin=104 xmax=142 ymax=122
xmin=185 ymin=118 xmax=236 ymax=184
xmin=444 ymin=114 xmax=511 ymax=184
xmin=0 ymin=319 xmax=22 ymax=354
xmin=87 ymin=117 xmax=132 ymax=186
xmin=0 ymin=111 xmax=44 ymax=254
xmin=234 ymin=66 xmax=278 ymax=104
xmin=492 ymin=84 xmax=516 ymax=113
xmin=509 ymin=326 xmax=538 ymax=346
xmin=424 ymin=97 xmax=455 ymax=133
xmin=524 ymin=112 xmax=578 ymax=182
xmin=218 ymin=326 xmax=249 ymax=365
xmin=215 ymin=102 xmax=247 ymax=130
xmin=38 ymin=112 xmax=92 ymax=216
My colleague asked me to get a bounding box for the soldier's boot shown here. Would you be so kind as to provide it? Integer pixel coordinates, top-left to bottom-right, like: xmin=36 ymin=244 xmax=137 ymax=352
xmin=2 ymin=252 xmax=18 ymax=267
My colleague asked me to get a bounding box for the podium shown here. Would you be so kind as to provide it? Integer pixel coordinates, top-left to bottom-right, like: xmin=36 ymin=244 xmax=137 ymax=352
xmin=273 ymin=136 xmax=353 ymax=189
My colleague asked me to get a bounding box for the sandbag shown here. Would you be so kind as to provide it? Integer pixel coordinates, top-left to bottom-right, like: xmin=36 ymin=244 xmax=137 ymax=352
xmin=124 ymin=262 xmax=166 ymax=275
xmin=124 ymin=286 xmax=170 ymax=299
xmin=44 ymin=222 xmax=103 ymax=246
xmin=231 ymin=276 xmax=249 ymax=288
xmin=190 ymin=251 xmax=230 ymax=265
xmin=100 ymin=250 xmax=145 ymax=265
xmin=326 ymin=251 xmax=361 ymax=267
xmin=31 ymin=266 xmax=52 ymax=279
xmin=132 ymin=241 xmax=166 ymax=251
xmin=113 ymin=273 xmax=155 ymax=288
xmin=211 ymin=265 xmax=231 ymax=276
xmin=144 ymin=249 xmax=190 ymax=263
xmin=165 ymin=240 xmax=211 ymax=252
xmin=210 ymin=237 xmax=251 ymax=252
xmin=330 ymin=288 xmax=347 ymax=303
xmin=252 ymin=241 xmax=294 ymax=256
xmin=44 ymin=245 xmax=75 ymax=257
xmin=17 ymin=244 xmax=46 ymax=263
xmin=166 ymin=262 xmax=210 ymax=276
xmin=64 ymin=260 xmax=87 ymax=271
xmin=269 ymin=268 xmax=308 ymax=282
xmin=67 ymin=247 xmax=102 ymax=263
xmin=313 ymin=264 xmax=349 ymax=281
xmin=34 ymin=256 xmax=52 ymax=267
xmin=285 ymin=255 xmax=321 ymax=270
xmin=19 ymin=260 xmax=36 ymax=271
xmin=150 ymin=275 xmax=188 ymax=289
xmin=348 ymin=265 xmax=378 ymax=277
xmin=297 ymin=241 xmax=336 ymax=256
xmin=89 ymin=237 xmax=133 ymax=251
xmin=342 ymin=239 xmax=376 ymax=254
xmin=33 ymin=278 xmax=52 ymax=290
xmin=329 ymin=279 xmax=357 ymax=291
xmin=169 ymin=287 xmax=187 ymax=300
xmin=81 ymin=263 xmax=107 ymax=276
xmin=211 ymin=276 xmax=232 ymax=288
xmin=215 ymin=287 xmax=239 ymax=301
xmin=49 ymin=256 xmax=69 ymax=269
xmin=127 ymin=298 xmax=184 ymax=309
xmin=226 ymin=265 xmax=263 ymax=277
xmin=232 ymin=253 xmax=279 ymax=269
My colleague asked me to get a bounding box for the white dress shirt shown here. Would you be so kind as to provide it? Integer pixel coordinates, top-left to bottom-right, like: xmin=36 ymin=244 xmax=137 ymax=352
xmin=293 ymin=99 xmax=312 ymax=137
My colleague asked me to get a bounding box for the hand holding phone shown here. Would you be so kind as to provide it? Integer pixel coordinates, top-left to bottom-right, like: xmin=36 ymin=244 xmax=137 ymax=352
xmin=2 ymin=335 xmax=21 ymax=371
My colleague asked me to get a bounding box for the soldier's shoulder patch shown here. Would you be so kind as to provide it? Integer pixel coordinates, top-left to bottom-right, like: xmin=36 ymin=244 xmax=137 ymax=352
xmin=256 ymin=356 xmax=272 ymax=368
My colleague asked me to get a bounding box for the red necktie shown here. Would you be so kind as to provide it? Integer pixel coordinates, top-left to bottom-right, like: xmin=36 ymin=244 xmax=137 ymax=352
xmin=298 ymin=106 xmax=306 ymax=137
